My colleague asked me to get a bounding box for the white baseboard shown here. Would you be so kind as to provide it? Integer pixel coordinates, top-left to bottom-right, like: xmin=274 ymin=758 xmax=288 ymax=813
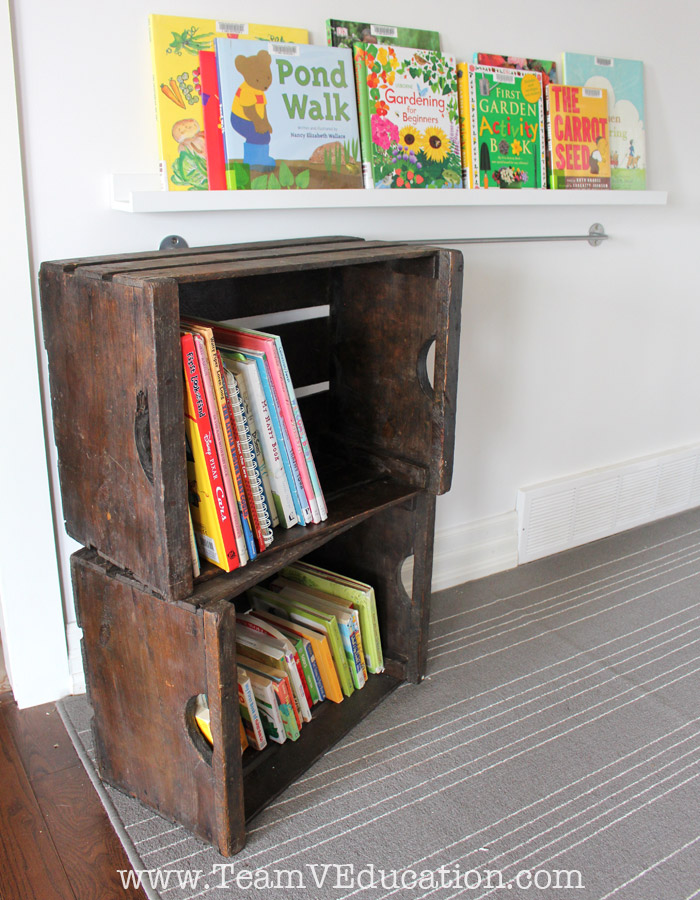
xmin=432 ymin=512 xmax=519 ymax=591
xmin=66 ymin=621 xmax=86 ymax=695
xmin=517 ymin=443 xmax=700 ymax=564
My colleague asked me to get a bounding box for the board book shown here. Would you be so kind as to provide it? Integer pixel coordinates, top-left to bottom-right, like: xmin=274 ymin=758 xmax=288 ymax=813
xmin=462 ymin=63 xmax=546 ymax=190
xmin=148 ymin=16 xmax=308 ymax=191
xmin=215 ymin=40 xmax=363 ymax=190
xmin=354 ymin=43 xmax=462 ymax=190
xmin=546 ymin=83 xmax=611 ymax=189
xmin=236 ymin=653 xmax=299 ymax=741
xmin=561 ymin=52 xmax=645 ymax=189
xmin=326 ymin=19 xmax=440 ymax=51
xmin=237 ymin=668 xmax=267 ymax=750
xmin=282 ymin=562 xmax=384 ymax=674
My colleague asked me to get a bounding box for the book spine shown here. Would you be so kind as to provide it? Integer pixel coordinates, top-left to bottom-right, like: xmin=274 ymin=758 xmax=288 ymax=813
xmin=272 ymin=677 xmax=300 ymax=741
xmin=265 ymin=365 xmax=311 ymax=525
xmin=238 ymin=676 xmax=267 ymax=750
xmin=296 ymin=639 xmax=319 ymax=705
xmin=284 ymin=650 xmax=312 ymax=724
xmin=198 ymin=50 xmax=227 ymax=190
xmin=353 ymin=45 xmax=376 ymax=190
xmin=304 ymin=642 xmax=326 ymax=702
xmin=227 ymin=367 xmax=274 ymax=549
xmin=272 ymin=336 xmax=328 ymax=521
xmin=248 ymin=682 xmax=286 ymax=744
xmin=232 ymin=362 xmax=279 ymax=528
xmin=192 ymin=333 xmax=249 ymax=564
xmin=181 ymin=333 xmax=241 ymax=571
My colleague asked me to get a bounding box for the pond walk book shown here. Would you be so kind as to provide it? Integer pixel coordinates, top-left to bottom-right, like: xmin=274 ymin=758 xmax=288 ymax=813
xmin=215 ymin=40 xmax=363 ymax=190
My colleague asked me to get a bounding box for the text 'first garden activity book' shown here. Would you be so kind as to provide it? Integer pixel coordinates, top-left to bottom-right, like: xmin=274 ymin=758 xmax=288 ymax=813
xmin=215 ymin=40 xmax=363 ymax=190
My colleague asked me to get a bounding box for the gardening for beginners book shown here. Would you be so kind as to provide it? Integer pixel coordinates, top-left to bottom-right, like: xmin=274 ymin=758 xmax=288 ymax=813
xmin=463 ymin=63 xmax=547 ymax=190
xmin=353 ymin=43 xmax=462 ymax=190
xmin=215 ymin=40 xmax=363 ymax=190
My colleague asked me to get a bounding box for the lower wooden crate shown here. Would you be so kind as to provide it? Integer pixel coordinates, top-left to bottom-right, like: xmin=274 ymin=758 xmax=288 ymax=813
xmin=70 ymin=497 xmax=429 ymax=855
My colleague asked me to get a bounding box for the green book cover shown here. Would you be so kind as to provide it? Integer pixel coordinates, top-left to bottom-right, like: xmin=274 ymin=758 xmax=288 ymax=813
xmin=282 ymin=563 xmax=384 ymax=674
xmin=467 ymin=63 xmax=547 ymax=190
xmin=326 ymin=19 xmax=440 ymax=51
xmin=247 ymin=586 xmax=355 ymax=697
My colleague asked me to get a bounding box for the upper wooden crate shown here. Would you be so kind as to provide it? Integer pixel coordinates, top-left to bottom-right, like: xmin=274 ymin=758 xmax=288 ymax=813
xmin=40 ymin=237 xmax=463 ymax=602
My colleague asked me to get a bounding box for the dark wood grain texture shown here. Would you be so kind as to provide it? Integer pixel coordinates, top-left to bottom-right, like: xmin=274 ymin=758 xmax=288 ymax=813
xmin=39 ymin=236 xmax=463 ymax=856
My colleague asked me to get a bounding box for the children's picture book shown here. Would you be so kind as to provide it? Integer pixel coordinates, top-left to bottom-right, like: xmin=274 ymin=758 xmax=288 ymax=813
xmin=561 ymin=53 xmax=645 ymax=189
xmin=465 ymin=64 xmax=547 ymax=190
xmin=354 ymin=44 xmax=462 ymax=190
xmin=148 ymin=16 xmax=308 ymax=191
xmin=546 ymin=83 xmax=611 ymax=189
xmin=475 ymin=53 xmax=557 ymax=88
xmin=180 ymin=333 xmax=242 ymax=573
xmin=326 ymin=19 xmax=440 ymax=51
xmin=215 ymin=40 xmax=363 ymax=190
xmin=237 ymin=668 xmax=267 ymax=750
xmin=198 ymin=50 xmax=227 ymax=190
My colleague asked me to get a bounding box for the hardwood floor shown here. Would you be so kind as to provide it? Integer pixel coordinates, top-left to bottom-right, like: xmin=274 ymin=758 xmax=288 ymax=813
xmin=0 ymin=692 xmax=148 ymax=900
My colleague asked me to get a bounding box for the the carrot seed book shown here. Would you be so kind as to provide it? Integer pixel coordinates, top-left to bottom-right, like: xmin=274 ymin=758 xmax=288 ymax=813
xmin=215 ymin=40 xmax=363 ymax=190
xmin=546 ymin=83 xmax=611 ymax=189
xmin=354 ymin=44 xmax=462 ymax=190
xmin=326 ymin=19 xmax=440 ymax=51
xmin=561 ymin=53 xmax=645 ymax=190
xmin=148 ymin=16 xmax=308 ymax=192
xmin=464 ymin=64 xmax=547 ymax=190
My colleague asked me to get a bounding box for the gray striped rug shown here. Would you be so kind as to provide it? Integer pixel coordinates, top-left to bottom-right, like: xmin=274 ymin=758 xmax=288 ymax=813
xmin=60 ymin=507 xmax=700 ymax=899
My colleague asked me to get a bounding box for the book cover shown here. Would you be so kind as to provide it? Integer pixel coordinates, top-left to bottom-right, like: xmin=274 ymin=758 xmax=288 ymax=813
xmin=466 ymin=64 xmax=547 ymax=190
xmin=237 ymin=668 xmax=267 ymax=750
xmin=148 ymin=16 xmax=308 ymax=192
xmin=251 ymin=609 xmax=323 ymax=704
xmin=250 ymin=606 xmax=339 ymax=704
xmin=283 ymin=562 xmax=384 ymax=674
xmin=206 ymin=323 xmax=324 ymax=524
xmin=354 ymin=43 xmax=462 ymax=190
xmin=227 ymin=356 xmax=279 ymax=528
xmin=219 ymin=346 xmax=306 ymax=527
xmin=326 ymin=19 xmax=440 ymax=51
xmin=476 ymin=53 xmax=557 ymax=88
xmin=561 ymin=52 xmax=645 ymax=189
xmin=272 ymin=577 xmax=367 ymax=689
xmin=240 ymin=664 xmax=287 ymax=743
xmin=224 ymin=354 xmax=297 ymax=529
xmin=215 ymin=40 xmax=363 ymax=190
xmin=183 ymin=323 xmax=254 ymax=562
xmin=546 ymin=83 xmax=611 ymax=189
xmin=249 ymin=585 xmax=354 ymax=698
xmin=181 ymin=333 xmax=241 ymax=572
xmin=237 ymin=613 xmax=313 ymax=721
xmin=236 ymin=651 xmax=300 ymax=741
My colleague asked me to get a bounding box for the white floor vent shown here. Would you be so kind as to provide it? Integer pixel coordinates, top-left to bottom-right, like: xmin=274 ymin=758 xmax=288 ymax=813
xmin=517 ymin=444 xmax=700 ymax=563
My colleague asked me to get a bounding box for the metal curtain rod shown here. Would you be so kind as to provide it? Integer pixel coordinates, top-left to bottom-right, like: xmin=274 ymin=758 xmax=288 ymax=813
xmin=403 ymin=223 xmax=607 ymax=248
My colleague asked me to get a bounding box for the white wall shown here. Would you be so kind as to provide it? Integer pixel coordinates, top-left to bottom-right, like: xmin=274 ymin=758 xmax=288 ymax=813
xmin=4 ymin=0 xmax=699 ymax=704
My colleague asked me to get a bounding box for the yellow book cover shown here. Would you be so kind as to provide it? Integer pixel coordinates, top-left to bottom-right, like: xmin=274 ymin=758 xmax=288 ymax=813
xmin=148 ymin=15 xmax=309 ymax=191
xmin=457 ymin=63 xmax=474 ymax=188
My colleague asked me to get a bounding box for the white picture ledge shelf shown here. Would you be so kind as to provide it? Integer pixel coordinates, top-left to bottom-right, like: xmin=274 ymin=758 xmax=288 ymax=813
xmin=111 ymin=174 xmax=668 ymax=214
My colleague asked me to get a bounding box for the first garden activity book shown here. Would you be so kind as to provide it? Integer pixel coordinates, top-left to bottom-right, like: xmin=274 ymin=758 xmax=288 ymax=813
xmin=353 ymin=44 xmax=462 ymax=190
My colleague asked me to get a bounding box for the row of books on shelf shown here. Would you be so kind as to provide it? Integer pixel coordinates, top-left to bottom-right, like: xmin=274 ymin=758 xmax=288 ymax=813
xmin=193 ymin=561 xmax=384 ymax=751
xmin=150 ymin=14 xmax=647 ymax=195
xmin=181 ymin=316 xmax=325 ymax=575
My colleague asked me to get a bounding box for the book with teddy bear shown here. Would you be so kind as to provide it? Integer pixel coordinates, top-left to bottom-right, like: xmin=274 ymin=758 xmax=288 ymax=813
xmin=215 ymin=39 xmax=363 ymax=190
xmin=148 ymin=15 xmax=308 ymax=191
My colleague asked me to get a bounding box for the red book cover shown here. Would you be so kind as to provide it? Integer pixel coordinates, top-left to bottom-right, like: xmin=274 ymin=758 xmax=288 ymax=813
xmin=181 ymin=332 xmax=241 ymax=571
xmin=199 ymin=49 xmax=227 ymax=190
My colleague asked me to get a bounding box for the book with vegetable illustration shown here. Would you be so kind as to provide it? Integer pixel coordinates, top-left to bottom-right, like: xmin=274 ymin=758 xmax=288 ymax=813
xmin=353 ymin=44 xmax=462 ymax=190
xmin=465 ymin=64 xmax=547 ymax=190
xmin=326 ymin=19 xmax=440 ymax=52
xmin=148 ymin=16 xmax=308 ymax=191
xmin=215 ymin=40 xmax=363 ymax=190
